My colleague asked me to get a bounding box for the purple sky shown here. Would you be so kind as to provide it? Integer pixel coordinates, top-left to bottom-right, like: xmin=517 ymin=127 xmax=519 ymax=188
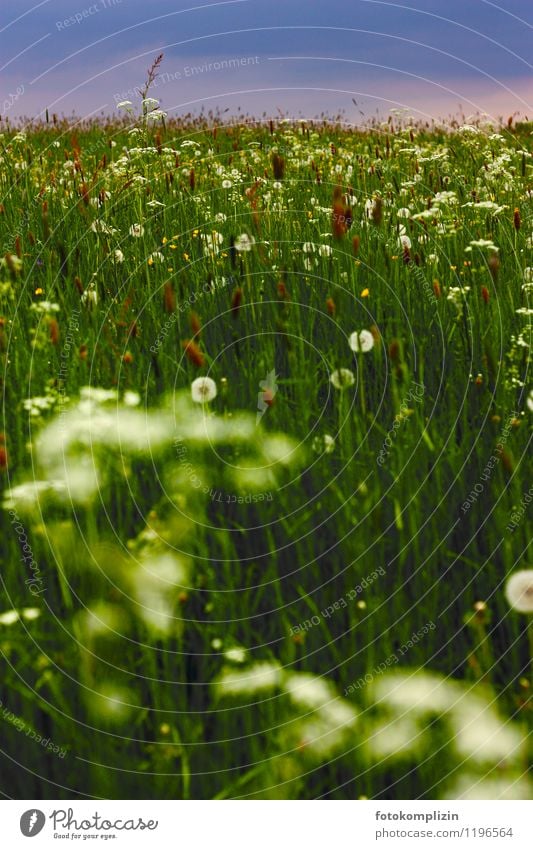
xmin=1 ymin=0 xmax=532 ymax=124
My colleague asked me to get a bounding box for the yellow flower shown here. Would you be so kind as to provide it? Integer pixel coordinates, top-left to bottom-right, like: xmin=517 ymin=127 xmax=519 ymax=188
xmin=162 ymin=236 xmax=168 ymax=245
xmin=183 ymin=253 xmax=190 ymax=261
xmin=35 ymin=288 xmax=43 ymax=295
xmin=360 ymin=288 xmax=369 ymax=297
xmin=147 ymin=257 xmax=154 ymax=266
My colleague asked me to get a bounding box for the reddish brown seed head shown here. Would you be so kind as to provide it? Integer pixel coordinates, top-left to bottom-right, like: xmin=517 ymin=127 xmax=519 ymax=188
xmin=272 ymin=153 xmax=285 ymax=180
xmin=190 ymin=311 xmax=201 ymax=337
xmin=231 ymin=287 xmax=243 ymax=316
xmin=164 ymin=281 xmax=175 ymax=313
xmin=481 ymin=286 xmax=490 ymax=304
xmin=388 ymin=339 xmax=401 ymax=362
xmin=262 ymin=388 xmax=276 ymax=408
xmin=49 ymin=318 xmax=59 ymax=346
xmin=277 ymin=281 xmax=288 ymax=299
xmin=332 ymin=202 xmax=347 ymax=239
xmin=325 ymin=297 xmax=336 ymax=317
xmin=371 ymin=197 xmax=383 ymax=226
xmin=488 ymin=253 xmax=500 ymax=281
xmin=182 ymin=339 xmax=204 ymax=367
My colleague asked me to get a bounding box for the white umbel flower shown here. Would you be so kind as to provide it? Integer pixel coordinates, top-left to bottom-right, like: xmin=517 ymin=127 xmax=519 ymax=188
xmin=214 ymin=662 xmax=282 ymax=697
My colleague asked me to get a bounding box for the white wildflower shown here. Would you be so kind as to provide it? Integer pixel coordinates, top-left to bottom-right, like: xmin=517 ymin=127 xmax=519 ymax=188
xmin=191 ymin=377 xmax=217 ymax=404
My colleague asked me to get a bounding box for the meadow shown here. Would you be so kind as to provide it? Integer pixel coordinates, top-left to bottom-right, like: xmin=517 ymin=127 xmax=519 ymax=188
xmin=0 ymin=96 xmax=531 ymax=800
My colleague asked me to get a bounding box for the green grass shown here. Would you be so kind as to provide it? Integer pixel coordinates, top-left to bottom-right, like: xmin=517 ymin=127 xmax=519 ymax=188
xmin=0 ymin=112 xmax=531 ymax=800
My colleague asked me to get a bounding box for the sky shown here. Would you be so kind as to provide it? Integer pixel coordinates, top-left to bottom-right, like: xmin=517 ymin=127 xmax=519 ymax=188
xmin=1 ymin=0 xmax=532 ymax=124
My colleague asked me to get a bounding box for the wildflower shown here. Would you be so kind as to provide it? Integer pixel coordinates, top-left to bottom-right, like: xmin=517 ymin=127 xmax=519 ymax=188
xmin=91 ymin=219 xmax=116 ymax=235
xmin=451 ymin=695 xmax=525 ymax=765
xmin=80 ymin=387 xmax=118 ymax=404
xmin=123 ymin=391 xmax=141 ymax=407
xmin=465 ymin=239 xmax=499 ymax=253
xmin=81 ymin=284 xmax=98 ymax=309
xmin=312 ymin=434 xmax=335 ymax=454
xmin=349 ymin=329 xmax=374 ymax=353
xmin=191 ymin=376 xmax=217 ymax=404
xmin=112 ymin=249 xmax=124 ymax=264
xmin=329 ymin=368 xmax=355 ymax=390
xmin=214 ymin=661 xmax=282 ymax=697
xmin=201 ymin=231 xmax=223 ymax=256
xmin=284 ymin=672 xmax=336 ymax=710
xmin=505 ymin=570 xmax=533 ymax=613
xmin=31 ymin=301 xmax=59 ymax=313
xmin=373 ymin=671 xmax=461 ymax=716
xmin=234 ymin=233 xmax=254 ymax=252
xmin=222 ymin=179 xmax=232 ymax=189
xmin=224 ymin=647 xmax=247 ymax=664
xmin=0 ymin=610 xmax=21 ymax=626
xmin=129 ymin=223 xmax=144 ymax=238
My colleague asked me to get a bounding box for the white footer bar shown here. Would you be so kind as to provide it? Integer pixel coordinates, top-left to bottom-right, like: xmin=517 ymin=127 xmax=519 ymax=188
xmin=1 ymin=800 xmax=531 ymax=847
